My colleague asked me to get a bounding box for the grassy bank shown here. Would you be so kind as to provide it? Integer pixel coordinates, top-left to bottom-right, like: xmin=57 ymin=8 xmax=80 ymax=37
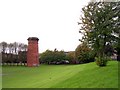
xmin=2 ymin=61 xmax=118 ymax=88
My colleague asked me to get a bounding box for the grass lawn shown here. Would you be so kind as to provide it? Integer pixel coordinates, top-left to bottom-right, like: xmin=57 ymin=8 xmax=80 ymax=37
xmin=2 ymin=61 xmax=118 ymax=88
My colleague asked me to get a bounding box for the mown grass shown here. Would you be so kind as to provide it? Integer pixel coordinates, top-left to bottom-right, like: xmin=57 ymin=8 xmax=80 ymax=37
xmin=2 ymin=61 xmax=118 ymax=88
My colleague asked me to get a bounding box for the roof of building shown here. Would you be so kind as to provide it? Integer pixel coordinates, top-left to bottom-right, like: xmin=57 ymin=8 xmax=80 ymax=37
xmin=27 ymin=37 xmax=39 ymax=41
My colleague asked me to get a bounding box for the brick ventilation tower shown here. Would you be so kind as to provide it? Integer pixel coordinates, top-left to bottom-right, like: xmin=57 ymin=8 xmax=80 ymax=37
xmin=27 ymin=37 xmax=39 ymax=67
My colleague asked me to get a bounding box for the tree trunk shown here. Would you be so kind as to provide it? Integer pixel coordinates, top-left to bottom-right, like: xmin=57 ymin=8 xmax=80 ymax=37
xmin=23 ymin=62 xmax=25 ymax=66
xmin=17 ymin=63 xmax=18 ymax=66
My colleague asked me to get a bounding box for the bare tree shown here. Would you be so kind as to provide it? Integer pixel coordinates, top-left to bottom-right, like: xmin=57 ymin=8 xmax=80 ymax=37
xmin=0 ymin=42 xmax=7 ymax=65
xmin=1 ymin=41 xmax=7 ymax=53
xmin=0 ymin=41 xmax=28 ymax=66
xmin=13 ymin=42 xmax=19 ymax=54
xmin=8 ymin=43 xmax=13 ymax=54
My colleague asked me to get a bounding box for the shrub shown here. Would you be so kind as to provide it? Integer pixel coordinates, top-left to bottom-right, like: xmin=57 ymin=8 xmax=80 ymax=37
xmin=66 ymin=51 xmax=78 ymax=64
xmin=40 ymin=49 xmax=66 ymax=64
xmin=75 ymin=43 xmax=95 ymax=64
xmin=95 ymin=56 xmax=108 ymax=67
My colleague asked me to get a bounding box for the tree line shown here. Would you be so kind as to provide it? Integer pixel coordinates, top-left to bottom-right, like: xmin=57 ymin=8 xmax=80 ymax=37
xmin=40 ymin=46 xmax=95 ymax=65
xmin=0 ymin=41 xmax=27 ymax=66
xmin=40 ymin=49 xmax=69 ymax=64
xmin=0 ymin=42 xmax=95 ymax=66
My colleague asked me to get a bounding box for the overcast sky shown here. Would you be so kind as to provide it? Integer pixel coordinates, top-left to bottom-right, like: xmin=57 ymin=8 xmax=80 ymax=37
xmin=0 ymin=0 xmax=89 ymax=53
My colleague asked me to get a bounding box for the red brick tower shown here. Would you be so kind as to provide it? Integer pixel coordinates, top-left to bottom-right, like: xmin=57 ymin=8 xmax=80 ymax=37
xmin=27 ymin=37 xmax=39 ymax=67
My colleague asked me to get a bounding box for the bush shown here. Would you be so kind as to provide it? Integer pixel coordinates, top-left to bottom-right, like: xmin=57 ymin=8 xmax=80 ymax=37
xmin=66 ymin=51 xmax=77 ymax=64
xmin=40 ymin=49 xmax=66 ymax=64
xmin=75 ymin=43 xmax=95 ymax=64
xmin=95 ymin=56 xmax=108 ymax=67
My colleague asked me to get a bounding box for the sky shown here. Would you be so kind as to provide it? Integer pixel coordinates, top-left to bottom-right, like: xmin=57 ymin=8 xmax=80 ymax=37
xmin=0 ymin=0 xmax=90 ymax=53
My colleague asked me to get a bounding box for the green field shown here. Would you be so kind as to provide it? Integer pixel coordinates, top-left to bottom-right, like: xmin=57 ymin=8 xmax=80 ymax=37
xmin=2 ymin=61 xmax=118 ymax=88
